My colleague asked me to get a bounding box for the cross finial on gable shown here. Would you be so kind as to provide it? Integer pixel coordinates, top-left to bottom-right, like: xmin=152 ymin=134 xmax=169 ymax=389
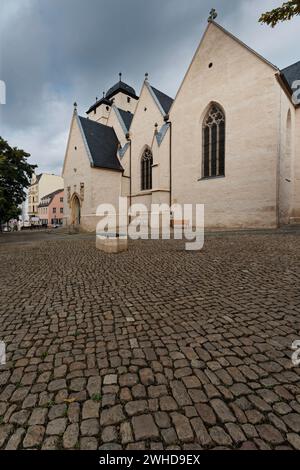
xmin=73 ymin=102 xmax=77 ymax=113
xmin=119 ymin=72 xmax=122 ymax=82
xmin=145 ymin=72 xmax=149 ymax=81
xmin=208 ymin=8 xmax=217 ymax=22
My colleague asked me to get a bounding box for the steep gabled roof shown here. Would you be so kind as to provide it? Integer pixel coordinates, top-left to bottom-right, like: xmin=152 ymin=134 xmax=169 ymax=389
xmin=117 ymin=108 xmax=133 ymax=131
xmin=281 ymin=61 xmax=300 ymax=89
xmin=78 ymin=116 xmax=123 ymax=172
xmin=150 ymin=86 xmax=174 ymax=114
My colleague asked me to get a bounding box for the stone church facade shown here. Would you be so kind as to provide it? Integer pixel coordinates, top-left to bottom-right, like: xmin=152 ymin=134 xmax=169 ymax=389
xmin=62 ymin=19 xmax=300 ymax=232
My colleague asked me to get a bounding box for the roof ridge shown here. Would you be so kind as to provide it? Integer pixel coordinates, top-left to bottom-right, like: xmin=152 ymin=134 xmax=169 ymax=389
xmin=117 ymin=107 xmax=133 ymax=115
xmin=106 ymin=80 xmax=138 ymax=100
xmin=41 ymin=188 xmax=64 ymax=201
xmin=86 ymin=96 xmax=112 ymax=115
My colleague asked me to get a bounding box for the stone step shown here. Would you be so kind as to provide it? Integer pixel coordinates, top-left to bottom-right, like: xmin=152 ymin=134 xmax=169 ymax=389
xmin=281 ymin=224 xmax=300 ymax=231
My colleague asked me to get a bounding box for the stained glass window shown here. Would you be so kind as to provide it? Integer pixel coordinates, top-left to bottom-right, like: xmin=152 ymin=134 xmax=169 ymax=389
xmin=203 ymin=105 xmax=225 ymax=178
xmin=141 ymin=148 xmax=153 ymax=190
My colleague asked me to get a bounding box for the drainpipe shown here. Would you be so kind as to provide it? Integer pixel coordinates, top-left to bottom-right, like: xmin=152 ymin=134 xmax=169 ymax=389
xmin=276 ymin=86 xmax=282 ymax=228
xmin=126 ymin=132 xmax=132 ymax=211
xmin=165 ymin=114 xmax=172 ymax=207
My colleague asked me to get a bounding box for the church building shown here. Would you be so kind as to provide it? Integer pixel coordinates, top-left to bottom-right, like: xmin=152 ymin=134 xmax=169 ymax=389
xmin=62 ymin=15 xmax=300 ymax=232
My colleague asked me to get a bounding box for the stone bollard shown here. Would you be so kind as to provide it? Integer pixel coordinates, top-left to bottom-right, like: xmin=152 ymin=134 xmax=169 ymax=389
xmin=96 ymin=233 xmax=128 ymax=253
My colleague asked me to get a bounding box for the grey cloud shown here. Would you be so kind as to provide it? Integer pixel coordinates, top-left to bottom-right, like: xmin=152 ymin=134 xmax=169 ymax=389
xmin=0 ymin=0 xmax=299 ymax=174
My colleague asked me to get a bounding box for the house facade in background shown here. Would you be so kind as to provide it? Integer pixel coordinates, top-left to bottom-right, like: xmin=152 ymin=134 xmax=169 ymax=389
xmin=62 ymin=19 xmax=300 ymax=232
xmin=38 ymin=189 xmax=64 ymax=226
xmin=28 ymin=173 xmax=64 ymax=220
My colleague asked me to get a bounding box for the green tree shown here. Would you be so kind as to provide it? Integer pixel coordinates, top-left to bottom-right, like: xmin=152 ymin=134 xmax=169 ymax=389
xmin=0 ymin=137 xmax=36 ymax=227
xmin=259 ymin=1 xmax=300 ymax=27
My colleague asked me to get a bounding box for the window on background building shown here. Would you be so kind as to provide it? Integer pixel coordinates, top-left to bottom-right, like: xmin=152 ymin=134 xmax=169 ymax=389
xmin=141 ymin=148 xmax=153 ymax=191
xmin=202 ymin=104 xmax=225 ymax=178
xmin=60 ymin=197 xmax=63 ymax=203
xmin=53 ymin=207 xmax=56 ymax=214
xmin=60 ymin=208 xmax=63 ymax=214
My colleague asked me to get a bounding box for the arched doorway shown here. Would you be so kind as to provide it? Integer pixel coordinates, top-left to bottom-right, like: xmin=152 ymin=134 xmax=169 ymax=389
xmin=71 ymin=194 xmax=81 ymax=226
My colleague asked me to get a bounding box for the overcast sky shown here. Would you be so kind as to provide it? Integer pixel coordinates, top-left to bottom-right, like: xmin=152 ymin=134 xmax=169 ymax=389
xmin=0 ymin=0 xmax=299 ymax=175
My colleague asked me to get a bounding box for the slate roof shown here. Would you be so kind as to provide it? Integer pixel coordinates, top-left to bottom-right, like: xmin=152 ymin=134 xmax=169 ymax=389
xmin=106 ymin=81 xmax=138 ymax=100
xmin=281 ymin=61 xmax=300 ymax=89
xmin=118 ymin=108 xmax=133 ymax=131
xmin=150 ymin=86 xmax=174 ymax=114
xmin=38 ymin=189 xmax=64 ymax=208
xmin=78 ymin=116 xmax=123 ymax=172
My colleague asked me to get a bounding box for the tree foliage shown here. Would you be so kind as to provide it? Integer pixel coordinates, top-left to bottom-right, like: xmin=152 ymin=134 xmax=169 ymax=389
xmin=0 ymin=137 xmax=36 ymax=225
xmin=259 ymin=1 xmax=300 ymax=27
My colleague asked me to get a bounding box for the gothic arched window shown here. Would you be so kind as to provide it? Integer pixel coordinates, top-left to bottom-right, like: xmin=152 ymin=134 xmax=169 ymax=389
xmin=203 ymin=104 xmax=225 ymax=178
xmin=141 ymin=148 xmax=153 ymax=190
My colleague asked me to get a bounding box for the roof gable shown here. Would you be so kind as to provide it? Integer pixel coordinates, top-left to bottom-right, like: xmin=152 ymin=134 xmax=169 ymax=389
xmin=171 ymin=20 xmax=278 ymax=109
xmin=210 ymin=21 xmax=278 ymax=71
xmin=127 ymin=80 xmax=166 ymax=134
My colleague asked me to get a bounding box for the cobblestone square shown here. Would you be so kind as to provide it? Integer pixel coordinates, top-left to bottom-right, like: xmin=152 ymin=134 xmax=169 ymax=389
xmin=0 ymin=231 xmax=300 ymax=450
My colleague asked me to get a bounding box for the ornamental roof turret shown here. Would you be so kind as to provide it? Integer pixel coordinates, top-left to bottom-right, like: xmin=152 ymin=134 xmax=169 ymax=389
xmin=106 ymin=73 xmax=138 ymax=100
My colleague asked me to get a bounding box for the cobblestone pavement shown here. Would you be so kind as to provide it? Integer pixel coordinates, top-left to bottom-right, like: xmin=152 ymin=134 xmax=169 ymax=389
xmin=0 ymin=232 xmax=300 ymax=450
